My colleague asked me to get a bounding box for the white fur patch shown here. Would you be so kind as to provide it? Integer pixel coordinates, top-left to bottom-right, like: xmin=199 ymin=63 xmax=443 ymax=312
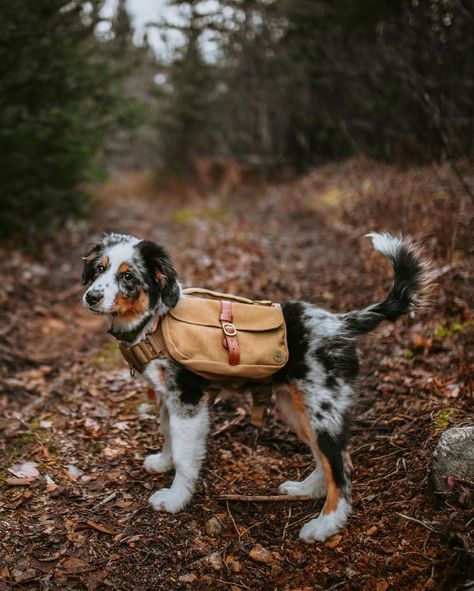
xmin=366 ymin=232 xmax=403 ymax=260
xmin=279 ymin=464 xmax=327 ymax=499
xmin=299 ymin=497 xmax=351 ymax=543
xmin=148 ymin=406 xmax=209 ymax=514
xmin=144 ymin=452 xmax=173 ymax=474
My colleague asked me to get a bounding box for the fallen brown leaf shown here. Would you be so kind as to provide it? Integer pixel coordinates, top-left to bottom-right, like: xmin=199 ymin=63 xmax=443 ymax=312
xmin=85 ymin=520 xmax=115 ymax=535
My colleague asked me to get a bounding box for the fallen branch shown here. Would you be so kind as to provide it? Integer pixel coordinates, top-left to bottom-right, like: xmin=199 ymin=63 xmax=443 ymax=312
xmin=216 ymin=494 xmax=312 ymax=503
xmin=396 ymin=513 xmax=440 ymax=533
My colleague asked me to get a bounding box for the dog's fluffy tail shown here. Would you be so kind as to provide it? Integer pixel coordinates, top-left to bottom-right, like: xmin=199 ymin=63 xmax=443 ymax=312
xmin=343 ymin=233 xmax=433 ymax=335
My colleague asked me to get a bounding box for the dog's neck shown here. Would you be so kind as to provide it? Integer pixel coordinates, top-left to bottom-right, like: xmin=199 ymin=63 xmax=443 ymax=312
xmin=108 ymin=286 xmax=183 ymax=346
xmin=108 ymin=313 xmax=155 ymax=344
xmin=109 ymin=301 xmax=166 ymax=344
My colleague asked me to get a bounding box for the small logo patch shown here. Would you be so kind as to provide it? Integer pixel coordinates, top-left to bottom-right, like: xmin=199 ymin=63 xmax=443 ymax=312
xmin=273 ymin=351 xmax=284 ymax=363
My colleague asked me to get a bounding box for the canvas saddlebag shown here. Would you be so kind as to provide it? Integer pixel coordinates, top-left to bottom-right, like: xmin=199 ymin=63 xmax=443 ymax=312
xmin=161 ymin=287 xmax=288 ymax=381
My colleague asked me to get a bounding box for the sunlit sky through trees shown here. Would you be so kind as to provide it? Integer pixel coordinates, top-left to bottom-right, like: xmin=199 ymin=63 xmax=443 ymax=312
xmin=101 ymin=0 xmax=219 ymax=60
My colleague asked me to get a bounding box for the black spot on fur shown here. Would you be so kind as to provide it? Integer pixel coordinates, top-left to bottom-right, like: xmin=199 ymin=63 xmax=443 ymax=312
xmin=315 ymin=412 xmax=324 ymax=421
xmin=317 ymin=430 xmax=346 ymax=489
xmin=136 ymin=240 xmax=180 ymax=309
xmin=274 ymin=302 xmax=310 ymax=383
xmin=339 ymin=412 xmax=351 ymax=448
xmin=175 ymin=366 xmax=206 ymax=406
xmin=314 ymin=339 xmax=359 ymax=385
xmin=321 ymin=401 xmax=333 ymax=412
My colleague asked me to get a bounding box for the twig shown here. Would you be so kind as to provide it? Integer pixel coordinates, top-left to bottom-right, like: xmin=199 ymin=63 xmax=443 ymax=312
xmin=92 ymin=491 xmax=117 ymax=511
xmin=371 ymin=449 xmax=407 ymax=461
xmin=225 ymin=501 xmax=241 ymax=538
xmin=396 ymin=513 xmax=440 ymax=533
xmin=281 ymin=506 xmax=292 ymax=547
xmin=215 ymin=579 xmax=252 ymax=591
xmin=212 ymin=415 xmax=245 ymax=438
xmin=217 ymin=494 xmax=312 ymax=502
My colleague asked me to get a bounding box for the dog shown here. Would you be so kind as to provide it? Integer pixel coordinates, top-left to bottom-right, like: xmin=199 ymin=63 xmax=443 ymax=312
xmin=81 ymin=232 xmax=431 ymax=542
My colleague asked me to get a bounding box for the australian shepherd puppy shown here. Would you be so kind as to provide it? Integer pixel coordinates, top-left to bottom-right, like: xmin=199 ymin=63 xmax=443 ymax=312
xmin=81 ymin=232 xmax=431 ymax=542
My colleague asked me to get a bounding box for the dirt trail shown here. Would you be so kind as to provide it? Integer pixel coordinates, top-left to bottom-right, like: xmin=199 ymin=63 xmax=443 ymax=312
xmin=0 ymin=167 xmax=472 ymax=591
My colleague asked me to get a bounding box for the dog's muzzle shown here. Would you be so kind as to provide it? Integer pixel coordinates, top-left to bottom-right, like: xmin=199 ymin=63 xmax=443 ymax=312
xmin=85 ymin=290 xmax=103 ymax=308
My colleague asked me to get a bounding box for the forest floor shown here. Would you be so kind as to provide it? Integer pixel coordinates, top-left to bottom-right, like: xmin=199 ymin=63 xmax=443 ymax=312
xmin=0 ymin=157 xmax=473 ymax=591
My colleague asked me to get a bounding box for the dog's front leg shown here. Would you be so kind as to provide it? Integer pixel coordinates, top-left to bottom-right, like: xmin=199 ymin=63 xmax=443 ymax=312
xmin=148 ymin=403 xmax=209 ymax=513
xmin=144 ymin=403 xmax=174 ymax=474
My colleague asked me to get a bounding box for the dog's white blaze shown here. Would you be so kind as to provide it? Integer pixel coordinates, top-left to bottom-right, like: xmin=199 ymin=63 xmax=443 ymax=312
xmin=299 ymin=497 xmax=351 ymax=542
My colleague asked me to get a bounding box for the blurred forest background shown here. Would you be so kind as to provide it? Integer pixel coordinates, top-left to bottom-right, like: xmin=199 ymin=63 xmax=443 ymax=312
xmin=1 ymin=3 xmax=473 ymax=589
xmin=0 ymin=0 xmax=473 ymax=239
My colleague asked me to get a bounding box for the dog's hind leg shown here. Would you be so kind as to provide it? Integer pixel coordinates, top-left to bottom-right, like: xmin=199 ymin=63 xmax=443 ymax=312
xmin=148 ymin=403 xmax=209 ymax=513
xmin=276 ymin=386 xmax=327 ymax=499
xmin=299 ymin=432 xmax=352 ymax=542
xmin=144 ymin=404 xmax=174 ymax=474
xmin=277 ymin=384 xmax=352 ymax=542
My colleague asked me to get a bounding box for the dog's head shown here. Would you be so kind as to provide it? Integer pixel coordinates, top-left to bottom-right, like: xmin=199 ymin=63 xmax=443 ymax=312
xmin=81 ymin=233 xmax=180 ymax=329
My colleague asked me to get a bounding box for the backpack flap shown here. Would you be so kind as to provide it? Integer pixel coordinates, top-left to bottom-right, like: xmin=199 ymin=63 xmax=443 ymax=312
xmin=161 ymin=294 xmax=288 ymax=380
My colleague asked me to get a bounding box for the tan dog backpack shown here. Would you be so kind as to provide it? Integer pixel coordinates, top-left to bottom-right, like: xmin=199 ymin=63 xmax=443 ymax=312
xmin=120 ymin=288 xmax=289 ymax=424
xmin=162 ymin=288 xmax=288 ymax=381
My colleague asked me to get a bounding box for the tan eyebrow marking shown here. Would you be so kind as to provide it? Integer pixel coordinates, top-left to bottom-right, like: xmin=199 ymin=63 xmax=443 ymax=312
xmin=99 ymin=256 xmax=110 ymax=268
xmin=119 ymin=263 xmax=130 ymax=274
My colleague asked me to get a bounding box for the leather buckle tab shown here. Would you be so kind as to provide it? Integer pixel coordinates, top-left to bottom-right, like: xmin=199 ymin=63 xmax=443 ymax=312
xmin=219 ymin=300 xmax=240 ymax=366
xmin=222 ymin=322 xmax=237 ymax=336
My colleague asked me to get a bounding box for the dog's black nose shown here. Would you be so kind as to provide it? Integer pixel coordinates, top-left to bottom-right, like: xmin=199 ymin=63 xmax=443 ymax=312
xmin=86 ymin=290 xmax=103 ymax=306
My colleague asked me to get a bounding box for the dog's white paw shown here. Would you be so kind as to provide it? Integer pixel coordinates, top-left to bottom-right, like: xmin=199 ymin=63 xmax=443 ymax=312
xmin=148 ymin=488 xmax=189 ymax=513
xmin=299 ymin=499 xmax=351 ymax=543
xmin=144 ymin=453 xmax=173 ymax=474
xmin=278 ymin=478 xmax=327 ymax=499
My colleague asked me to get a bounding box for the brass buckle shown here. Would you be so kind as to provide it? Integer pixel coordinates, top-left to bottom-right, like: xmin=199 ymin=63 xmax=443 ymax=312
xmin=222 ymin=322 xmax=237 ymax=336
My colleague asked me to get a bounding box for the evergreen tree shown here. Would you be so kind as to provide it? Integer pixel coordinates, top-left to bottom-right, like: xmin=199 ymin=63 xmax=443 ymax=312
xmin=0 ymin=0 xmax=117 ymax=239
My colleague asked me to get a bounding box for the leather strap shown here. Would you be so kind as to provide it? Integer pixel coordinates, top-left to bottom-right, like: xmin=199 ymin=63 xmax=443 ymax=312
xmin=250 ymin=380 xmax=273 ymax=427
xmin=119 ymin=328 xmax=168 ymax=374
xmin=219 ymin=300 xmax=240 ymax=366
xmin=183 ymin=287 xmax=273 ymax=306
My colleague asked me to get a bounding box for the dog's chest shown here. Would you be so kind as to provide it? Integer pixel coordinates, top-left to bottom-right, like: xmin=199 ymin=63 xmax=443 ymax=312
xmin=143 ymin=359 xmax=171 ymax=396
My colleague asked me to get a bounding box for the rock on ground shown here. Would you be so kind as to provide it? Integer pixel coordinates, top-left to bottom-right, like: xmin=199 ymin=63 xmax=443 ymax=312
xmin=432 ymin=426 xmax=474 ymax=492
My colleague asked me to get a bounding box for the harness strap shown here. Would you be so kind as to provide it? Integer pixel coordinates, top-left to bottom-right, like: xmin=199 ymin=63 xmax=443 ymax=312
xmin=119 ymin=328 xmax=168 ymax=375
xmin=219 ymin=300 xmax=240 ymax=366
xmin=250 ymin=380 xmax=273 ymax=428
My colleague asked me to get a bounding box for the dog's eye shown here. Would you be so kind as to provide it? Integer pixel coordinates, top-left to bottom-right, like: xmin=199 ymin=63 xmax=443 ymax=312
xmin=123 ymin=271 xmax=133 ymax=281
xmin=97 ymin=264 xmax=106 ymax=274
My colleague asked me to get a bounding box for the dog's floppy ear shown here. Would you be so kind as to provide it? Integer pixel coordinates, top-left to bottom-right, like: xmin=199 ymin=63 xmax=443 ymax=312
xmin=137 ymin=240 xmax=180 ymax=309
xmin=81 ymin=242 xmax=102 ymax=285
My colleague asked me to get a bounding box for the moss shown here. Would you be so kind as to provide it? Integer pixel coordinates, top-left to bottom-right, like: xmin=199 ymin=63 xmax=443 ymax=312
xmin=435 ymin=319 xmax=474 ymax=340
xmin=433 ymin=407 xmax=457 ymax=431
